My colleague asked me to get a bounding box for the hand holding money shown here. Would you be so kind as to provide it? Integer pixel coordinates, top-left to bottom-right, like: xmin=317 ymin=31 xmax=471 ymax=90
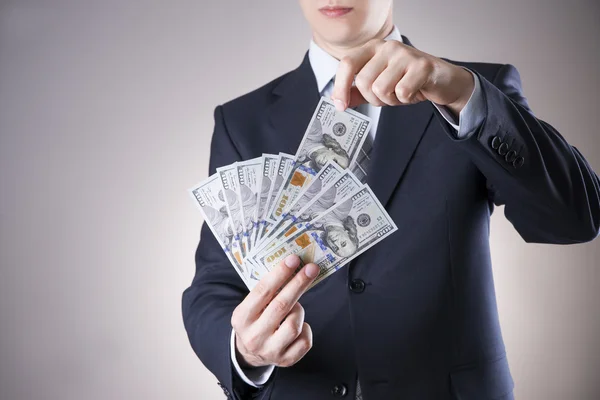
xmin=231 ymin=255 xmax=319 ymax=368
xmin=331 ymin=39 xmax=474 ymax=115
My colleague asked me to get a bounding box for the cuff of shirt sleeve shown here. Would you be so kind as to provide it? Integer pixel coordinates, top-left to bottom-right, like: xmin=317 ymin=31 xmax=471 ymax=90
xmin=432 ymin=68 xmax=485 ymax=138
xmin=230 ymin=329 xmax=275 ymax=388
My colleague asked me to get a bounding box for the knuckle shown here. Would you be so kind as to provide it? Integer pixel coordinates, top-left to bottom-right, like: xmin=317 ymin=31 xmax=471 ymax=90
xmin=289 ymin=319 xmax=303 ymax=338
xmin=354 ymin=74 xmax=370 ymax=91
xmin=231 ymin=307 xmax=246 ymax=331
xmin=416 ymin=57 xmax=432 ymax=71
xmin=230 ymin=309 xmax=239 ymax=326
xmin=262 ymin=347 xmax=278 ymax=363
xmin=243 ymin=332 xmax=261 ymax=353
xmin=392 ymin=41 xmax=407 ymax=55
xmin=383 ymin=40 xmax=399 ymax=52
xmin=230 ymin=316 xmax=240 ymax=332
xmin=299 ymin=337 xmax=312 ymax=353
xmin=339 ymin=56 xmax=354 ymax=71
xmin=300 ymin=323 xmax=313 ymax=347
xmin=371 ymin=82 xmax=387 ymax=97
xmin=396 ymin=86 xmax=412 ymax=102
xmin=253 ymin=281 xmax=270 ymax=298
xmin=277 ymin=357 xmax=294 ymax=368
xmin=389 ymin=52 xmax=405 ymax=66
xmin=272 ymin=298 xmax=289 ymax=314
xmin=303 ymin=325 xmax=314 ymax=342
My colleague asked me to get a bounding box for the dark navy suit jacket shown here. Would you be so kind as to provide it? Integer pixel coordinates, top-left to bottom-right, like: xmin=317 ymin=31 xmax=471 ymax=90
xmin=182 ymin=38 xmax=600 ymax=399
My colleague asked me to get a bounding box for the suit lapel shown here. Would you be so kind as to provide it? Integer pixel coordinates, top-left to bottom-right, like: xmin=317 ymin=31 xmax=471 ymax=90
xmin=367 ymin=102 xmax=434 ymax=207
xmin=364 ymin=34 xmax=434 ymax=206
xmin=267 ymin=53 xmax=320 ymax=155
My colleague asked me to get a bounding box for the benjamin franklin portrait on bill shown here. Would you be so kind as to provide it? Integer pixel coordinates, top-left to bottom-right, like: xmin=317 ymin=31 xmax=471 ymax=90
xmin=306 ymin=197 xmax=359 ymax=258
xmin=297 ymin=119 xmax=351 ymax=172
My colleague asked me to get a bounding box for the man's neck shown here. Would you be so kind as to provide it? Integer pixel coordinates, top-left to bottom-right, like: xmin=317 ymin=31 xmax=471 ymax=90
xmin=311 ymin=16 xmax=394 ymax=60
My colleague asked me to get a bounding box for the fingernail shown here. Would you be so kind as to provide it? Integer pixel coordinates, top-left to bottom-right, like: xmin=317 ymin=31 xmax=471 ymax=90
xmin=285 ymin=254 xmax=300 ymax=268
xmin=305 ymin=263 xmax=319 ymax=279
xmin=333 ymin=98 xmax=346 ymax=112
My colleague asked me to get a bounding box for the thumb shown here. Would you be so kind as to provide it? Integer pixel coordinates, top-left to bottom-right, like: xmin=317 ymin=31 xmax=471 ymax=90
xmin=331 ymin=81 xmax=352 ymax=112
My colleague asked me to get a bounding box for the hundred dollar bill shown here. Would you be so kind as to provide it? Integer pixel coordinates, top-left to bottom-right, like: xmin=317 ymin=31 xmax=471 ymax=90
xmin=250 ymin=169 xmax=362 ymax=262
xmin=254 ymin=154 xmax=279 ymax=246
xmin=235 ymin=157 xmax=262 ymax=253
xmin=217 ymin=163 xmax=249 ymax=259
xmin=258 ymin=152 xmax=295 ymax=243
xmin=254 ymin=186 xmax=397 ymax=289
xmin=189 ymin=175 xmax=250 ymax=287
xmin=254 ymin=161 xmax=343 ymax=252
xmin=285 ymin=161 xmax=344 ymax=218
xmin=266 ymin=96 xmax=371 ymax=224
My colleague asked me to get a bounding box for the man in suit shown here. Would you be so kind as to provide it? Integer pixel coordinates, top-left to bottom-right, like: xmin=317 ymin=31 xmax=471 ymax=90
xmin=182 ymin=1 xmax=600 ymax=399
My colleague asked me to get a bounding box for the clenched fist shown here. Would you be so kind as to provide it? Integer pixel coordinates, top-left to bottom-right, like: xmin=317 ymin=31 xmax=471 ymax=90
xmin=331 ymin=38 xmax=475 ymax=116
xmin=231 ymin=255 xmax=319 ymax=368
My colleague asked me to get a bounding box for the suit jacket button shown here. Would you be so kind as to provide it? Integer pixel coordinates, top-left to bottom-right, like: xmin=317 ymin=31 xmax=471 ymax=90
xmin=331 ymin=383 xmax=348 ymax=397
xmin=490 ymin=135 xmax=502 ymax=149
xmin=498 ymin=142 xmax=509 ymax=156
xmin=349 ymin=279 xmax=365 ymax=293
xmin=505 ymin=150 xmax=517 ymax=163
xmin=513 ymin=156 xmax=525 ymax=168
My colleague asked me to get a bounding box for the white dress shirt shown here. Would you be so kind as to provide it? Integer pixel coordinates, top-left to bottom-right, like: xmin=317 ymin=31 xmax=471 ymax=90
xmin=231 ymin=26 xmax=486 ymax=388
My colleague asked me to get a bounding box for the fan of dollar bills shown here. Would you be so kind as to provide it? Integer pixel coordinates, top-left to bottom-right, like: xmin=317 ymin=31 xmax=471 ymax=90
xmin=189 ymin=97 xmax=397 ymax=290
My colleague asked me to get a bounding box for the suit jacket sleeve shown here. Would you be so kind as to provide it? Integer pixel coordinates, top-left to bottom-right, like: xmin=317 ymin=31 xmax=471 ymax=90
xmin=182 ymin=106 xmax=274 ymax=399
xmin=434 ymin=64 xmax=600 ymax=244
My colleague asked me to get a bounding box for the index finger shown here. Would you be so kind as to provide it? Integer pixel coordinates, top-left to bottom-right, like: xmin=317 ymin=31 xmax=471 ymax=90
xmin=260 ymin=262 xmax=320 ymax=328
xmin=240 ymin=255 xmax=303 ymax=321
xmin=332 ymin=44 xmax=378 ymax=111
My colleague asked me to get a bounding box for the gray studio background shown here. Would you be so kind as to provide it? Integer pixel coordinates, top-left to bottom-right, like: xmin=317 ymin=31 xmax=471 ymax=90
xmin=1 ymin=1 xmax=599 ymax=399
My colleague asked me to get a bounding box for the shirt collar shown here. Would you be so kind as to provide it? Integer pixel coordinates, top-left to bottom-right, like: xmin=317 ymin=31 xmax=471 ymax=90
xmin=308 ymin=26 xmax=403 ymax=94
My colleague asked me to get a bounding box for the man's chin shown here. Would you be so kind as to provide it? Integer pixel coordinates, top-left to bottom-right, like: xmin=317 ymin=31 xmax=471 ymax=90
xmin=316 ymin=27 xmax=363 ymax=48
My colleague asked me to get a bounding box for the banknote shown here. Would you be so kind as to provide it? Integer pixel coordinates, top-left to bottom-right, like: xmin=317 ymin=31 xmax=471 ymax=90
xmin=284 ymin=168 xmax=363 ymax=232
xmin=266 ymin=97 xmax=372 ymax=224
xmin=254 ymin=185 xmax=397 ymax=289
xmin=257 ymin=161 xmax=343 ymax=249
xmin=249 ymin=168 xmax=363 ymax=262
xmin=254 ymin=154 xmax=279 ymax=246
xmin=217 ymin=164 xmax=249 ymax=258
xmin=189 ymin=174 xmax=249 ymax=285
xmin=235 ymin=157 xmax=262 ymax=253
xmin=285 ymin=161 xmax=344 ymax=219
xmin=258 ymin=152 xmax=295 ymax=243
